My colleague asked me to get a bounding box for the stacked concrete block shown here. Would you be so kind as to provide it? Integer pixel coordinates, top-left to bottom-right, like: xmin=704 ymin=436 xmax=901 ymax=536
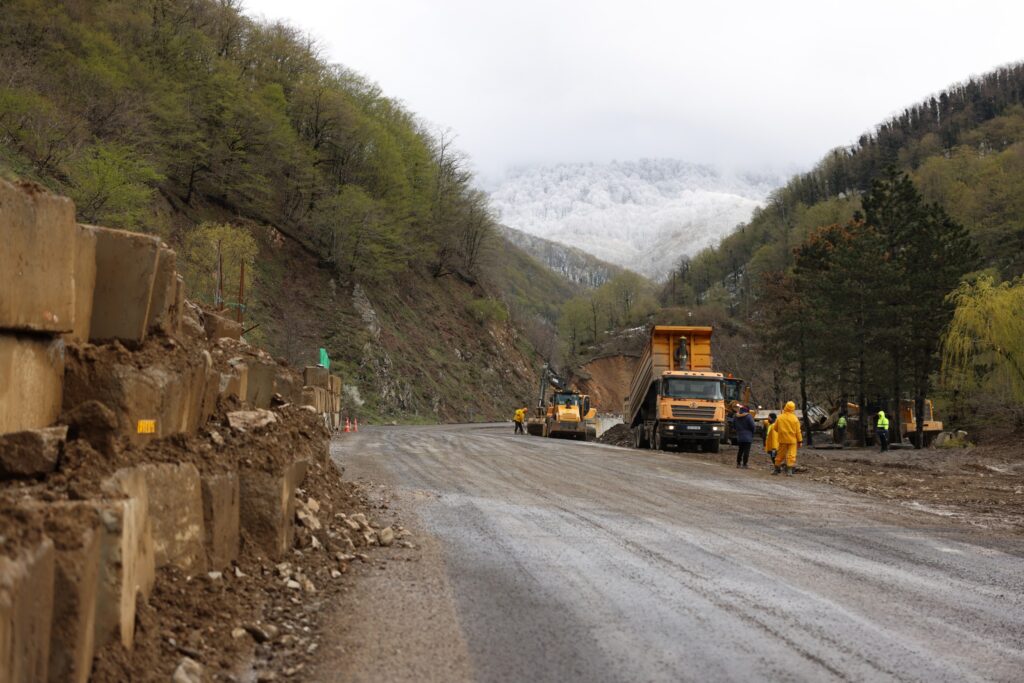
xmin=238 ymin=466 xmax=298 ymax=559
xmin=204 ymin=311 xmax=242 ymax=340
xmin=62 ymin=355 xmax=215 ymax=446
xmin=201 ymin=472 xmax=240 ymax=569
xmin=0 ymin=180 xmax=74 ymax=445
xmin=0 ymin=536 xmax=56 ymax=683
xmin=139 ymin=464 xmax=207 ymax=573
xmin=145 ymin=247 xmax=178 ymax=335
xmin=299 ymin=366 xmax=344 ymax=429
xmin=96 ymin=469 xmax=156 ymax=649
xmin=88 ymin=227 xmax=162 ymax=345
xmin=246 ymin=360 xmax=276 ymax=410
xmin=0 ymin=179 xmax=77 ymax=335
xmin=0 ymin=336 xmax=65 ymax=435
xmin=67 ymin=225 xmax=98 ymax=344
xmin=39 ymin=502 xmax=103 ymax=683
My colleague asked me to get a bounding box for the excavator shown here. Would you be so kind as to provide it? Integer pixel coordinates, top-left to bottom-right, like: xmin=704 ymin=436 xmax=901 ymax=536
xmin=526 ymin=364 xmax=597 ymax=440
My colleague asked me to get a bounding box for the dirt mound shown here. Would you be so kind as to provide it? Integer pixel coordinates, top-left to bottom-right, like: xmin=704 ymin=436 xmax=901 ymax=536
xmin=598 ymin=423 xmax=633 ymax=448
xmin=573 ymin=355 xmax=638 ymax=413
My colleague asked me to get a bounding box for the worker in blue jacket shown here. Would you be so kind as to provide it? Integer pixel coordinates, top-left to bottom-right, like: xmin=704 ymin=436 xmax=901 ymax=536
xmin=735 ymin=405 xmax=756 ymax=469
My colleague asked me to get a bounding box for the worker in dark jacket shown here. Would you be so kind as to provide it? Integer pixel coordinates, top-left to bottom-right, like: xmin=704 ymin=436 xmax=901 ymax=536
xmin=735 ymin=405 xmax=756 ymax=469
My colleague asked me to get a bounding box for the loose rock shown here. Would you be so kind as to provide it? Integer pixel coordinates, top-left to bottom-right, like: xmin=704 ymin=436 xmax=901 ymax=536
xmin=172 ymin=656 xmax=206 ymax=683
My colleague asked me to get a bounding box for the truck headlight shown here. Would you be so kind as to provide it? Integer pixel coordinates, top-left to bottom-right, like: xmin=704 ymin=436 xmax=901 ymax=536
xmin=712 ymin=425 xmax=722 ymax=432
xmin=666 ymin=425 xmax=675 ymax=430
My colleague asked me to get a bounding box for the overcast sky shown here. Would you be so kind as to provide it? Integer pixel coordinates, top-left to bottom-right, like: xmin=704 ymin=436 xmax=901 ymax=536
xmin=243 ymin=0 xmax=1024 ymax=182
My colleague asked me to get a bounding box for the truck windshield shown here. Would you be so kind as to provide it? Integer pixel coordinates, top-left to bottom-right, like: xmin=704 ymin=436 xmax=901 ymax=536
xmin=663 ymin=378 xmax=723 ymax=400
xmin=554 ymin=393 xmax=580 ymax=407
xmin=723 ymin=380 xmax=742 ymax=402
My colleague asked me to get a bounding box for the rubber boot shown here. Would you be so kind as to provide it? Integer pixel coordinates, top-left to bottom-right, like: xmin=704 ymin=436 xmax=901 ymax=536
xmin=772 ymin=466 xmax=781 ymax=475
xmin=786 ymin=466 xmax=794 ymax=477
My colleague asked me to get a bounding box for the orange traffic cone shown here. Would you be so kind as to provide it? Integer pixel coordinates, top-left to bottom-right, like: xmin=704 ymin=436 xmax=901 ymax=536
xmin=344 ymin=417 xmax=351 ymax=433
xmin=354 ymin=418 xmax=359 ymax=432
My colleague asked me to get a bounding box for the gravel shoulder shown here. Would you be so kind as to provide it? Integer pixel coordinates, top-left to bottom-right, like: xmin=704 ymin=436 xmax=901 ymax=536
xmin=307 ymin=442 xmax=474 ymax=683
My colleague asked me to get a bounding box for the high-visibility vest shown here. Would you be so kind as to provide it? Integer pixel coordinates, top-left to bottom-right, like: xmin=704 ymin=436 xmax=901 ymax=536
xmin=877 ymin=414 xmax=889 ymax=429
xmin=837 ymin=416 xmax=847 ymax=428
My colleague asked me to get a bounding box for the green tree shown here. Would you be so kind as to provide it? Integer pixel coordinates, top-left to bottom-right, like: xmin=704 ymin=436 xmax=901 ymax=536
xmin=181 ymin=222 xmax=258 ymax=306
xmin=942 ymin=275 xmax=1024 ymax=403
xmin=67 ymin=143 xmax=162 ymax=228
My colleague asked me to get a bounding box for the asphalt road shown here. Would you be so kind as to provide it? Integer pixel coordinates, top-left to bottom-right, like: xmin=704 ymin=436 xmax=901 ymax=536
xmin=323 ymin=423 xmax=1024 ymax=682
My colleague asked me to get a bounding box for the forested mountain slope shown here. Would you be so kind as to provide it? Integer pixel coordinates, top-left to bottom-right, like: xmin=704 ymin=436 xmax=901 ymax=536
xmin=661 ymin=63 xmax=1024 ymax=439
xmin=0 ymin=0 xmax=560 ymax=420
xmin=499 ymin=225 xmax=628 ymax=287
xmin=667 ymin=64 xmax=1024 ymax=308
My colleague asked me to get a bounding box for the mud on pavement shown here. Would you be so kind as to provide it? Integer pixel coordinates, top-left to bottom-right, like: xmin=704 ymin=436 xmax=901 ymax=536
xmin=610 ymin=432 xmax=1024 ymax=534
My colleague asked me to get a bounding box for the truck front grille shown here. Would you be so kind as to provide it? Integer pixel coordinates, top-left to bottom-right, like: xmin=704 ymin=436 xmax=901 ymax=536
xmin=671 ymin=406 xmax=716 ymax=420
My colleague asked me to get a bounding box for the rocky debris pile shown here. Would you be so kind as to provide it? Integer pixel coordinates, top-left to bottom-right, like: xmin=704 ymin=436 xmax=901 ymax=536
xmin=0 ymin=179 xmax=393 ymax=682
xmin=597 ymin=423 xmax=633 ymax=447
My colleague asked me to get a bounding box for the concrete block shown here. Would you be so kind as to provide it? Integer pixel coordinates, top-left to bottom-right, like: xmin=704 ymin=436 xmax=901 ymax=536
xmin=300 ymin=386 xmax=317 ymax=410
xmin=239 ymin=467 xmax=295 ymax=559
xmin=246 ymin=361 xmax=275 ymax=409
xmin=38 ymin=502 xmax=102 ymax=683
xmin=0 ymin=537 xmax=56 ymax=683
xmin=201 ymin=472 xmax=240 ymax=569
xmin=89 ymin=226 xmax=161 ymax=344
xmin=289 ymin=458 xmax=310 ymax=491
xmin=169 ymin=275 xmax=185 ymax=337
xmin=273 ymin=367 xmax=301 ymax=403
xmin=145 ymin=247 xmax=177 ymax=335
xmin=220 ymin=362 xmax=248 ymax=403
xmin=0 ymin=334 xmax=64 ymax=435
xmin=139 ymin=463 xmax=206 ymax=573
xmin=97 ymin=468 xmax=156 ymax=649
xmin=0 ymin=179 xmax=76 ymax=334
xmin=63 ymin=355 xmax=209 ymax=446
xmin=204 ymin=311 xmax=241 ymax=340
xmin=200 ymin=366 xmax=220 ymax=425
xmin=0 ymin=426 xmax=66 ymax=479
xmin=66 ymin=225 xmax=97 ymax=343
xmin=303 ymin=366 xmax=329 ymax=389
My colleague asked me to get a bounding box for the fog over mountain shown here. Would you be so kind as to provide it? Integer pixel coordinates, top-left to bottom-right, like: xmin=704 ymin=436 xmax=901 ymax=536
xmin=490 ymin=159 xmax=787 ymax=280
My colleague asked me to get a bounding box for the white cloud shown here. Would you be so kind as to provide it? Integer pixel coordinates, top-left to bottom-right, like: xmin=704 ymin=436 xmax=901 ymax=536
xmin=242 ymin=0 xmax=1024 ymax=180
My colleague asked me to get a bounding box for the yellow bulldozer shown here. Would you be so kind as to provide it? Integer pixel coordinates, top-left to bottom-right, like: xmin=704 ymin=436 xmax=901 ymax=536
xmin=526 ymin=364 xmax=597 ymax=440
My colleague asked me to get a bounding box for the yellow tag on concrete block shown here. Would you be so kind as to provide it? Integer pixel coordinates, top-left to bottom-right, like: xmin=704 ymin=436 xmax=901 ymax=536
xmin=137 ymin=419 xmax=156 ymax=434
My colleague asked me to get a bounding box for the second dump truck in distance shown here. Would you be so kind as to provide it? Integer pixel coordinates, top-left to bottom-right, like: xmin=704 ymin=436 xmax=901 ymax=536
xmin=624 ymin=325 xmax=727 ymax=452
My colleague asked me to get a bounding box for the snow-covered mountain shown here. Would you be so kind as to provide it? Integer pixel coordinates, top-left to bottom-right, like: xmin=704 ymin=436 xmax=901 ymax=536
xmin=489 ymin=159 xmax=786 ymax=280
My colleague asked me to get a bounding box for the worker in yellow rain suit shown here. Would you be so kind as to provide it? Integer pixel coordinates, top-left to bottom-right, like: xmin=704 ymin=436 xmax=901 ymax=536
xmin=513 ymin=407 xmax=527 ymax=435
xmin=772 ymin=401 xmax=803 ymax=477
xmin=764 ymin=412 xmax=779 ymax=468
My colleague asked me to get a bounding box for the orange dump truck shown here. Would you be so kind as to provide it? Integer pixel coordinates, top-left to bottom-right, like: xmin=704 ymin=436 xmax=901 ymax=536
xmin=624 ymin=326 xmax=726 ymax=452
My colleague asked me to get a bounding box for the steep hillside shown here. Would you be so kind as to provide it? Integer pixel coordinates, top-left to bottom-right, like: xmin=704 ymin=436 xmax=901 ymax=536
xmin=0 ymin=0 xmax=556 ymax=421
xmin=670 ymin=63 xmax=1024 ymax=307
xmin=499 ymin=225 xmax=627 ymax=287
xmin=661 ymin=63 xmax=1024 ymax=440
xmin=489 ymin=159 xmax=785 ymax=279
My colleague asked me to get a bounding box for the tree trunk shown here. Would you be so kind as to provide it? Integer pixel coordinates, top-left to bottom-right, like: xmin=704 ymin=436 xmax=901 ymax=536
xmin=891 ymin=346 xmax=902 ymax=446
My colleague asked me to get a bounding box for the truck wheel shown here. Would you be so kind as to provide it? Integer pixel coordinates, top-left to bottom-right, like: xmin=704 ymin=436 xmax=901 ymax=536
xmin=705 ymin=439 xmax=720 ymax=454
xmin=634 ymin=426 xmax=649 ymax=449
xmin=653 ymin=431 xmax=663 ymax=451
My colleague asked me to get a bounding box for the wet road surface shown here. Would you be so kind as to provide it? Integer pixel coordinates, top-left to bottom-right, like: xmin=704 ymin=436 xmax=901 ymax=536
xmin=324 ymin=423 xmax=1024 ymax=682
